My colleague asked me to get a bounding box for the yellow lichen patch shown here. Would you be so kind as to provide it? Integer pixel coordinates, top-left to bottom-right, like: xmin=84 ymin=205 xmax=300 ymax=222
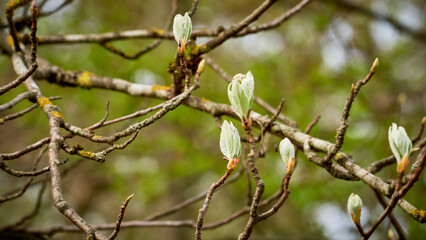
xmin=152 ymin=85 xmax=172 ymax=91
xmin=93 ymin=135 xmax=102 ymax=140
xmin=191 ymin=44 xmax=209 ymax=56
xmin=201 ymin=97 xmax=209 ymax=103
xmin=0 ymin=118 xmax=4 ymax=124
xmin=190 ymin=45 xmax=201 ymax=55
xmin=77 ymin=150 xmax=95 ymax=159
xmin=76 ymin=71 xmax=95 ymax=88
xmin=410 ymin=209 xmax=426 ymax=217
xmin=152 ymin=28 xmax=165 ymax=36
xmin=50 ymin=111 xmax=63 ymax=119
xmin=334 ymin=153 xmax=343 ymax=160
xmin=7 ymin=35 xmax=14 ymax=47
xmin=37 ymin=97 xmax=53 ymax=108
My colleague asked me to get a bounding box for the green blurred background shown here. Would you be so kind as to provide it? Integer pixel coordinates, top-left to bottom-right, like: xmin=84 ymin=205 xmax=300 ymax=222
xmin=0 ymin=0 xmax=425 ymax=239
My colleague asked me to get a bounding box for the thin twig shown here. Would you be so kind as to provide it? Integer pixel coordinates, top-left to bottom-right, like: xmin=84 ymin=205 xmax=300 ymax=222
xmin=1 ymin=0 xmax=74 ymax=31
xmin=362 ymin=148 xmax=426 ymax=239
xmin=88 ymin=101 xmax=110 ymax=129
xmin=2 ymin=181 xmax=47 ymax=230
xmin=188 ymin=0 xmax=200 ymax=16
xmin=0 ymin=147 xmax=46 ymax=203
xmin=258 ymin=98 xmax=285 ymax=156
xmin=0 ymin=96 xmax=61 ymax=125
xmin=5 ymin=0 xmax=31 ymax=51
xmin=203 ymin=55 xmax=298 ymax=127
xmin=329 ymin=0 xmax=426 ymax=42
xmin=195 ymin=169 xmax=234 ymax=240
xmin=304 ymin=115 xmax=321 ymax=134
xmin=144 ymin=168 xmax=243 ymax=221
xmin=323 ymin=58 xmax=379 ymax=163
xmin=98 ymin=0 xmax=177 ymax=60
xmin=21 ymin=0 xmax=312 ymax=46
xmin=0 ymin=92 xmax=34 ymax=111
xmin=372 ymin=189 xmax=407 ymax=240
xmin=411 ymin=116 xmax=425 ymax=144
xmin=99 ymin=39 xmax=162 ymax=59
xmin=87 ymin=102 xmax=165 ymax=130
xmin=238 ymin=118 xmax=265 ymax=240
xmin=0 ymin=137 xmax=50 ymax=160
xmin=62 ymin=83 xmax=199 ymax=144
xmin=258 ymin=172 xmax=292 ymax=221
xmin=241 ymin=154 xmax=253 ymax=206
xmin=108 ymin=194 xmax=134 ymax=240
xmin=1 ymin=0 xmax=39 ymax=95
xmin=196 ymin=0 xmax=278 ymax=56
xmin=362 ymin=173 xmax=404 ymax=239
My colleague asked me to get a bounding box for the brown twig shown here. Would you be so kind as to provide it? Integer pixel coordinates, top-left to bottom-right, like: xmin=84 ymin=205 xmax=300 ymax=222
xmin=62 ymin=82 xmax=199 ymax=144
xmin=372 ymin=189 xmax=407 ymax=240
xmin=24 ymin=0 xmax=313 ymax=47
xmin=195 ymin=169 xmax=234 ymax=240
xmin=1 ymin=0 xmax=39 ymax=95
xmin=188 ymin=0 xmax=200 ymax=16
xmin=328 ymin=0 xmax=426 ymax=42
xmin=195 ymin=0 xmax=278 ymax=56
xmin=304 ymin=115 xmax=321 ymax=134
xmin=0 ymin=96 xmax=61 ymax=125
xmin=2 ymin=181 xmax=47 ymax=230
xmin=0 ymin=176 xmax=33 ymax=203
xmin=241 ymin=154 xmax=253 ymax=206
xmin=361 ymin=148 xmax=426 ymax=239
xmin=88 ymin=101 xmax=110 ymax=129
xmin=367 ymin=137 xmax=426 ymax=174
xmin=144 ymin=168 xmax=243 ymax=221
xmin=323 ymin=58 xmax=379 ymax=163
xmin=258 ymin=170 xmax=293 ymax=221
xmin=362 ymin=173 xmax=404 ymax=239
xmin=5 ymin=0 xmax=31 ymax=52
xmin=98 ymin=0 xmax=177 ymax=60
xmin=238 ymin=117 xmax=265 ymax=240
xmin=411 ymin=116 xmax=425 ymax=144
xmin=1 ymin=0 xmax=73 ymax=31
xmin=0 ymin=92 xmax=34 ymax=111
xmin=99 ymin=39 xmax=163 ymax=60
xmin=0 ymin=136 xmax=50 ymax=160
xmin=0 ymin=147 xmax=45 ymax=203
xmin=367 ymin=156 xmax=396 ymax=174
xmin=87 ymin=101 xmax=164 ymax=130
xmin=303 ymin=139 xmax=356 ymax=180
xmin=203 ymin=55 xmax=298 ymax=127
xmin=108 ymin=194 xmax=134 ymax=240
xmin=257 ymin=98 xmax=285 ymax=156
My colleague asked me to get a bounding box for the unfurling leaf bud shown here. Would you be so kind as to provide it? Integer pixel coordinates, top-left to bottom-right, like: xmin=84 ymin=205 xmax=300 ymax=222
xmin=220 ymin=120 xmax=241 ymax=170
xmin=279 ymin=138 xmax=295 ymax=174
xmin=388 ymin=123 xmax=412 ymax=174
xmin=227 ymin=71 xmax=254 ymax=121
xmin=370 ymin=58 xmax=379 ymax=74
xmin=347 ymin=193 xmax=363 ymax=225
xmin=173 ymin=12 xmax=192 ymax=47
xmin=197 ymin=59 xmax=206 ymax=73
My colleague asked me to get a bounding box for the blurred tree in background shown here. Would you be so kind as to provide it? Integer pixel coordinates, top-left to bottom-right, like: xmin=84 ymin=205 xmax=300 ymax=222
xmin=0 ymin=0 xmax=425 ymax=239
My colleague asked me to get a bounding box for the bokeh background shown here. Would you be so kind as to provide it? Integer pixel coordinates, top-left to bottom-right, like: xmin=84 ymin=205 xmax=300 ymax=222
xmin=0 ymin=0 xmax=425 ymax=239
